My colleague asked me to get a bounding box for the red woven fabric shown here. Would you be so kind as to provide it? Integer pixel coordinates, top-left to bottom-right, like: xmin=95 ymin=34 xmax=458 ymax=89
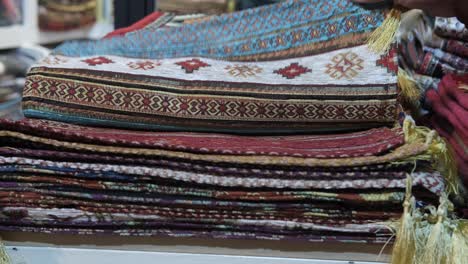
xmin=104 ymin=11 xmax=165 ymax=39
xmin=0 ymin=118 xmax=404 ymax=158
xmin=439 ymin=74 xmax=468 ymax=110
xmin=426 ymin=74 xmax=468 ymax=185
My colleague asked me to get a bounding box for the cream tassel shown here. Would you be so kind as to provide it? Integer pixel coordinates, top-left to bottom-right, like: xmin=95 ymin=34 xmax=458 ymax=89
xmin=367 ymin=8 xmax=401 ymax=54
xmin=391 ymin=174 xmax=417 ymax=264
xmin=419 ymin=194 xmax=451 ymax=264
xmin=0 ymin=239 xmax=10 ymax=264
xmin=448 ymin=220 xmax=468 ymax=264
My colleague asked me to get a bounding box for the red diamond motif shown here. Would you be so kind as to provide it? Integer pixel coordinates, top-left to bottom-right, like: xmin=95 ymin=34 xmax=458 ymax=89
xmin=175 ymin=59 xmax=210 ymax=73
xmin=82 ymin=56 xmax=114 ymax=66
xmin=376 ymin=47 xmax=398 ymax=74
xmin=274 ymin=63 xmax=312 ymax=79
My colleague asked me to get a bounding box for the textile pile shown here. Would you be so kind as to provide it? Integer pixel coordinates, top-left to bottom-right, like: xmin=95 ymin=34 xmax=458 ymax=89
xmin=0 ymin=1 xmax=467 ymax=263
xmin=38 ymin=0 xmax=97 ymax=31
xmin=0 ymin=118 xmax=447 ymax=243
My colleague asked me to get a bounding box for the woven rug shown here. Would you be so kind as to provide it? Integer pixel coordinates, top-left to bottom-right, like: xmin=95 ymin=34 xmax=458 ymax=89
xmin=0 ymin=188 xmax=408 ymax=211
xmin=0 ymin=129 xmax=429 ymax=167
xmin=0 ymin=225 xmax=392 ymax=243
xmin=53 ymin=0 xmax=386 ymax=61
xmin=0 ymin=159 xmax=444 ymax=193
xmin=0 ymin=192 xmax=404 ymax=220
xmin=0 ymin=147 xmax=426 ymax=178
xmin=0 ymin=119 xmax=404 ymax=158
xmin=23 ymin=45 xmax=398 ymax=133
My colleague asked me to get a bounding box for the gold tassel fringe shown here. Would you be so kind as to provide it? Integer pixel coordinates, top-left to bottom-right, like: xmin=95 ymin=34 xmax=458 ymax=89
xmin=367 ymin=8 xmax=401 ymax=54
xmin=402 ymin=119 xmax=460 ymax=195
xmin=398 ymin=68 xmax=421 ymax=106
xmin=391 ymin=185 xmax=468 ymax=264
xmin=393 ymin=120 xmax=466 ymax=263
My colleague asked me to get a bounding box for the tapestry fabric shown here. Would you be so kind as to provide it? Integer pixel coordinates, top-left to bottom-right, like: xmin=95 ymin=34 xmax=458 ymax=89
xmin=53 ymin=0 xmax=386 ymax=61
xmin=0 ymin=119 xmax=405 ymax=158
xmin=23 ymin=45 xmax=399 ymax=133
xmin=0 ymin=116 xmax=446 ymax=243
xmin=0 ymin=0 xmax=463 ymax=250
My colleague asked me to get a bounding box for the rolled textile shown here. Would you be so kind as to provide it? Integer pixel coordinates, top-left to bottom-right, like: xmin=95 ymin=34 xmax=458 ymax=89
xmin=398 ymin=10 xmax=468 ymax=110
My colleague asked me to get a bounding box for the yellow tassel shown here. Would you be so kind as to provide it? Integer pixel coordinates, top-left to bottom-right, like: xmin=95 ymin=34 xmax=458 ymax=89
xmin=427 ymin=132 xmax=460 ymax=196
xmin=227 ymin=0 xmax=236 ymax=12
xmin=402 ymin=119 xmax=461 ymax=195
xmin=398 ymin=68 xmax=421 ymax=106
xmin=420 ymin=195 xmax=451 ymax=264
xmin=367 ymin=8 xmax=401 ymax=54
xmin=413 ymin=214 xmax=432 ymax=263
xmin=0 ymin=238 xmax=10 ymax=264
xmin=448 ymin=220 xmax=468 ymax=264
xmin=391 ymin=175 xmax=417 ymax=264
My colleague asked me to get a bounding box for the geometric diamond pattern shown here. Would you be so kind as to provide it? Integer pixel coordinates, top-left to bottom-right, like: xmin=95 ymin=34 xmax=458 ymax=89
xmin=274 ymin=63 xmax=311 ymax=79
xmin=175 ymin=59 xmax=210 ymax=73
xmin=376 ymin=47 xmax=398 ymax=75
xmin=81 ymin=57 xmax=114 ymax=66
xmin=325 ymin=52 xmax=364 ymax=80
xmin=127 ymin=60 xmax=161 ymax=70
xmin=24 ymin=76 xmax=397 ymax=122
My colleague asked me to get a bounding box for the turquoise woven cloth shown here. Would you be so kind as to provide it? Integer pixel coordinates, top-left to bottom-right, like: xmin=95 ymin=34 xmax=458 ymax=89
xmin=54 ymin=0 xmax=385 ymax=60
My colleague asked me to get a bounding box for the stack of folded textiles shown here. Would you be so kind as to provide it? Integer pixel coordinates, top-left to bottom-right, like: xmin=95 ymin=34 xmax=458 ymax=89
xmin=426 ymin=74 xmax=468 ymax=186
xmin=38 ymin=0 xmax=97 ymax=31
xmin=0 ymin=0 xmax=467 ymax=263
xmin=0 ymin=118 xmax=446 ymax=243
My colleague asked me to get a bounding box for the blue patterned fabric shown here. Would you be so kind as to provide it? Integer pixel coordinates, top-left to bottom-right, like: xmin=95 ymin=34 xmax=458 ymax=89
xmin=54 ymin=0 xmax=385 ymax=59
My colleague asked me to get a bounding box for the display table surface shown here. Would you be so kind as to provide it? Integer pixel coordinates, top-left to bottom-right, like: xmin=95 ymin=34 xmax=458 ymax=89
xmin=1 ymin=232 xmax=390 ymax=264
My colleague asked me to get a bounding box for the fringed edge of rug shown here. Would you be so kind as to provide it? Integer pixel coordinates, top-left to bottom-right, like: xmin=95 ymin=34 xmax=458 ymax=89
xmin=390 ymin=191 xmax=468 ymax=264
xmin=403 ymin=118 xmax=461 ymax=196
xmin=389 ymin=118 xmax=468 ymax=264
